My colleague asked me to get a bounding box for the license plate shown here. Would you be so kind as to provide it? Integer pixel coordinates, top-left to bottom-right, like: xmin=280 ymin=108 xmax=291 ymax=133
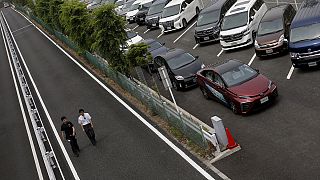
xmin=152 ymin=23 xmax=156 ymax=26
xmin=167 ymin=27 xmax=171 ymax=30
xmin=266 ymin=49 xmax=273 ymax=54
xmin=260 ymin=96 xmax=269 ymax=104
xmin=231 ymin=42 xmax=237 ymax=46
xmin=130 ymin=17 xmax=133 ymax=20
xmin=204 ymin=37 xmax=209 ymax=41
xmin=308 ymin=62 xmax=317 ymax=67
xmin=140 ymin=18 xmax=144 ymax=21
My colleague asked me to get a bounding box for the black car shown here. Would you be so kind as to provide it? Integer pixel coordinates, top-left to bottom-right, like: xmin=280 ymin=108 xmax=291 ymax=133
xmin=141 ymin=39 xmax=169 ymax=72
xmin=145 ymin=0 xmax=170 ymax=29
xmin=154 ymin=49 xmax=205 ymax=90
xmin=194 ymin=0 xmax=236 ymax=44
xmin=135 ymin=0 xmax=156 ymax=25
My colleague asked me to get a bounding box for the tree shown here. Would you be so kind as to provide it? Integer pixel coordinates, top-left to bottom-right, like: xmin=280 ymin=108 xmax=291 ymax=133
xmin=35 ymin=0 xmax=50 ymax=24
xmin=125 ymin=43 xmax=152 ymax=71
xmin=59 ymin=0 xmax=92 ymax=51
xmin=48 ymin=0 xmax=63 ymax=31
xmin=90 ymin=4 xmax=127 ymax=73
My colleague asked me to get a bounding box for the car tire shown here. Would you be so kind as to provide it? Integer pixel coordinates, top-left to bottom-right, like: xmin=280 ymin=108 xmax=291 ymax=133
xmin=182 ymin=19 xmax=187 ymax=29
xmin=200 ymin=87 xmax=210 ymax=100
xmin=172 ymin=80 xmax=181 ymax=91
xmin=196 ymin=7 xmax=200 ymax=16
xmin=230 ymin=101 xmax=238 ymax=114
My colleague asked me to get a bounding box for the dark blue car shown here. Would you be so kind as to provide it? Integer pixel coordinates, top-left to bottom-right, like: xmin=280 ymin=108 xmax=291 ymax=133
xmin=141 ymin=39 xmax=169 ymax=72
xmin=289 ymin=0 xmax=320 ymax=68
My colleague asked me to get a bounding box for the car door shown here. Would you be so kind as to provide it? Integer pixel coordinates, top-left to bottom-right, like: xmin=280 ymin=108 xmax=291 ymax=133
xmin=180 ymin=1 xmax=188 ymax=21
xmin=249 ymin=8 xmax=256 ymax=33
xmin=202 ymin=70 xmax=228 ymax=104
xmin=185 ymin=0 xmax=195 ymax=22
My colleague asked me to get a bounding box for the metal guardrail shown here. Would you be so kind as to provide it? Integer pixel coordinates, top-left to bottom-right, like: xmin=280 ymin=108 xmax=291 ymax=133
xmin=0 ymin=13 xmax=63 ymax=180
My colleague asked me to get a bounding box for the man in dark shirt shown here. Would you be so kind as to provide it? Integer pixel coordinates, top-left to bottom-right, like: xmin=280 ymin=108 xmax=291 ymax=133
xmin=61 ymin=116 xmax=80 ymax=157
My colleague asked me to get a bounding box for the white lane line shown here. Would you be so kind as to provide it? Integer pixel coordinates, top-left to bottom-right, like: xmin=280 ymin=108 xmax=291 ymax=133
xmin=157 ymin=31 xmax=164 ymax=38
xmin=294 ymin=0 xmax=298 ymax=9
xmin=0 ymin=19 xmax=44 ymax=180
xmin=248 ymin=53 xmax=256 ymax=66
xmin=15 ymin=8 xmax=218 ymax=180
xmin=132 ymin=25 xmax=139 ymax=30
xmin=143 ymin=29 xmax=150 ymax=34
xmin=193 ymin=43 xmax=199 ymax=49
xmin=11 ymin=23 xmax=32 ymax=33
xmin=287 ymin=65 xmax=294 ymax=80
xmin=217 ymin=49 xmax=223 ymax=57
xmin=173 ymin=21 xmax=197 ymax=43
xmin=277 ymin=0 xmax=278 ymax=5
xmin=6 ymin=9 xmax=80 ymax=180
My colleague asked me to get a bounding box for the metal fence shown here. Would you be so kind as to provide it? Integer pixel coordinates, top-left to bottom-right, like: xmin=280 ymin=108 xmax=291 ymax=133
xmin=17 ymin=6 xmax=209 ymax=148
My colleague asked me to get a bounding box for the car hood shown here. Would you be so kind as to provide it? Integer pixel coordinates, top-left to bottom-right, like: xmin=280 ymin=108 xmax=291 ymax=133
xmin=172 ymin=60 xmax=202 ymax=78
xmin=289 ymin=39 xmax=320 ymax=53
xmin=220 ymin=25 xmax=247 ymax=36
xmin=146 ymin=12 xmax=162 ymax=20
xmin=159 ymin=14 xmax=179 ymax=23
xmin=195 ymin=22 xmax=218 ymax=32
xmin=228 ymin=74 xmax=270 ymax=96
xmin=256 ymin=30 xmax=283 ymax=45
xmin=126 ymin=9 xmax=139 ymax=17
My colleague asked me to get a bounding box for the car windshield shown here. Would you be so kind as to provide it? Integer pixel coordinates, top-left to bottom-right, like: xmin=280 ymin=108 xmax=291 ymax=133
xmin=129 ymin=3 xmax=140 ymax=11
xmin=197 ymin=10 xmax=220 ymax=26
xmin=290 ymin=23 xmax=320 ymax=43
xmin=148 ymin=2 xmax=166 ymax=15
xmin=167 ymin=53 xmax=195 ymax=70
xmin=221 ymin=12 xmax=248 ymax=31
xmin=127 ymin=31 xmax=137 ymax=39
xmin=123 ymin=1 xmax=134 ymax=10
xmin=115 ymin=0 xmax=124 ymax=5
xmin=139 ymin=2 xmax=152 ymax=10
xmin=162 ymin=5 xmax=180 ymax=18
xmin=221 ymin=64 xmax=257 ymax=87
xmin=148 ymin=41 xmax=163 ymax=51
xmin=258 ymin=18 xmax=283 ymax=36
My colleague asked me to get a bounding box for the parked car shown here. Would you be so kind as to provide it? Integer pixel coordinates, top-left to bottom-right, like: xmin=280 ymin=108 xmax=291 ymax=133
xmin=122 ymin=30 xmax=144 ymax=51
xmin=255 ymin=4 xmax=296 ymax=57
xmin=220 ymin=0 xmax=267 ymax=50
xmin=141 ymin=39 xmax=169 ymax=72
xmin=145 ymin=0 xmax=171 ymax=29
xmin=3 ymin=2 xmax=9 ymax=8
xmin=115 ymin=0 xmax=125 ymax=13
xmin=197 ymin=60 xmax=278 ymax=114
xmin=154 ymin=49 xmax=205 ymax=90
xmin=194 ymin=0 xmax=236 ymax=44
xmin=289 ymin=0 xmax=320 ymax=68
xmin=118 ymin=0 xmax=135 ymax=16
xmin=135 ymin=0 xmax=156 ymax=25
xmin=126 ymin=0 xmax=147 ymax=23
xmin=159 ymin=0 xmax=203 ymax=32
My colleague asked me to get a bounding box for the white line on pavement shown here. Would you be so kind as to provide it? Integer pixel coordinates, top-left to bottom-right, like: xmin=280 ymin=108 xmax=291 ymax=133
xmin=217 ymin=49 xmax=223 ymax=57
xmin=193 ymin=43 xmax=199 ymax=49
xmin=157 ymin=31 xmax=163 ymax=38
xmin=132 ymin=25 xmax=139 ymax=30
xmin=143 ymin=29 xmax=150 ymax=34
xmin=173 ymin=21 xmax=197 ymax=43
xmin=287 ymin=65 xmax=294 ymax=80
xmin=294 ymin=0 xmax=299 ymax=9
xmin=12 ymin=23 xmax=32 ymax=33
xmin=7 ymin=9 xmax=80 ymax=180
xmin=0 ymin=16 xmax=44 ymax=180
xmin=248 ymin=53 xmax=256 ymax=66
xmin=15 ymin=8 xmax=219 ymax=180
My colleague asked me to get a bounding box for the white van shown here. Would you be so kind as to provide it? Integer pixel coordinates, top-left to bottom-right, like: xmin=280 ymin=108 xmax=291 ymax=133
xmin=126 ymin=0 xmax=154 ymax=22
xmin=220 ymin=0 xmax=267 ymax=50
xmin=159 ymin=0 xmax=203 ymax=32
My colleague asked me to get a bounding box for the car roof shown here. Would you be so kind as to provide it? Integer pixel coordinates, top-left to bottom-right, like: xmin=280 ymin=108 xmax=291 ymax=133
xmin=132 ymin=0 xmax=145 ymax=5
xmin=291 ymin=0 xmax=320 ymax=28
xmin=201 ymin=0 xmax=227 ymax=14
xmin=261 ymin=4 xmax=288 ymax=22
xmin=209 ymin=60 xmax=243 ymax=74
xmin=226 ymin=0 xmax=255 ymax=15
xmin=158 ymin=48 xmax=186 ymax=61
xmin=166 ymin=0 xmax=184 ymax=7
xmin=152 ymin=0 xmax=168 ymax=5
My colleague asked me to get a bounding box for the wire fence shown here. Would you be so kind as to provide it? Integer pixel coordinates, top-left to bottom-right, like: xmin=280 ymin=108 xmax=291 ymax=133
xmin=17 ymin=6 xmax=209 ymax=149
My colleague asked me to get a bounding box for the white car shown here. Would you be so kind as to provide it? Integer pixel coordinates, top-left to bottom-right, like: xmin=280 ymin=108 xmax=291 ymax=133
xmin=115 ymin=0 xmax=125 ymax=13
xmin=159 ymin=0 xmax=203 ymax=32
xmin=219 ymin=0 xmax=267 ymax=50
xmin=126 ymin=0 xmax=145 ymax=22
xmin=126 ymin=31 xmax=144 ymax=46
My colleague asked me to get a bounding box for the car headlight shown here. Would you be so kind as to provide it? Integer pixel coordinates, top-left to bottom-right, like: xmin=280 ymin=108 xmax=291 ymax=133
xmin=254 ymin=40 xmax=260 ymax=48
xmin=239 ymin=95 xmax=250 ymax=99
xmin=290 ymin=52 xmax=298 ymax=58
xmin=201 ymin=64 xmax=206 ymax=69
xmin=174 ymin=16 xmax=180 ymax=22
xmin=278 ymin=34 xmax=284 ymax=43
xmin=175 ymin=75 xmax=184 ymax=80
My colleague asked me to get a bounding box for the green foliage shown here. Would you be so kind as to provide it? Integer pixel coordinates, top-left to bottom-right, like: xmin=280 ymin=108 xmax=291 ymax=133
xmin=59 ymin=0 xmax=92 ymax=51
xmin=90 ymin=4 xmax=128 ymax=73
xmin=35 ymin=0 xmax=50 ymax=23
xmin=126 ymin=43 xmax=152 ymax=70
xmin=48 ymin=0 xmax=63 ymax=30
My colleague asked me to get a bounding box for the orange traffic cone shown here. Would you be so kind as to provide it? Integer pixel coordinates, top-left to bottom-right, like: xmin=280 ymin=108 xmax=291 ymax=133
xmin=226 ymin=128 xmax=238 ymax=149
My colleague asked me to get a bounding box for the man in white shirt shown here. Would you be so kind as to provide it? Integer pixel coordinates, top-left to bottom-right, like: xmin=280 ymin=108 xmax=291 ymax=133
xmin=78 ymin=109 xmax=96 ymax=146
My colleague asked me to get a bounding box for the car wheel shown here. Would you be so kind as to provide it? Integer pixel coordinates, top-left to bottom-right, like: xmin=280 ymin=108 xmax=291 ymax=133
xmin=230 ymin=102 xmax=238 ymax=114
xmin=182 ymin=19 xmax=187 ymax=29
xmin=172 ymin=80 xmax=180 ymax=91
xmin=196 ymin=7 xmax=200 ymax=16
xmin=200 ymin=87 xmax=210 ymax=100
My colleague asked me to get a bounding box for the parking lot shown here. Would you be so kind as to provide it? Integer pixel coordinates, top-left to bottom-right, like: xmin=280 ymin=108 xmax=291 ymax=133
xmin=125 ymin=0 xmax=320 ymax=179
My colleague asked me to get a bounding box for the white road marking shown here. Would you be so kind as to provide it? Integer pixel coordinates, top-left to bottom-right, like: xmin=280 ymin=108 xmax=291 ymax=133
xmin=7 ymin=9 xmax=80 ymax=180
xmin=173 ymin=21 xmax=197 ymax=43
xmin=217 ymin=49 xmax=223 ymax=57
xmin=294 ymin=0 xmax=299 ymax=9
xmin=277 ymin=0 xmax=278 ymax=5
xmin=11 ymin=23 xmax=32 ymax=33
xmin=287 ymin=65 xmax=294 ymax=80
xmin=143 ymin=29 xmax=150 ymax=34
xmin=0 ymin=16 xmax=44 ymax=180
xmin=193 ymin=43 xmax=199 ymax=49
xmin=157 ymin=31 xmax=164 ymax=38
xmin=132 ymin=25 xmax=139 ymax=30
xmin=248 ymin=53 xmax=256 ymax=66
xmin=15 ymin=8 xmax=219 ymax=180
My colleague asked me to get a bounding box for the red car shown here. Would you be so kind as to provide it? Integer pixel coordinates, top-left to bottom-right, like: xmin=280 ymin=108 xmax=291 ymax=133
xmin=196 ymin=60 xmax=278 ymax=114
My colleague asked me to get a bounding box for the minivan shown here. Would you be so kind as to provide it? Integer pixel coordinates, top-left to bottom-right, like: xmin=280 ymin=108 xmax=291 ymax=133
xmin=159 ymin=0 xmax=203 ymax=32
xmin=289 ymin=0 xmax=320 ymax=68
xmin=126 ymin=0 xmax=145 ymax=22
xmin=135 ymin=0 xmax=156 ymax=25
xmin=220 ymin=0 xmax=267 ymax=50
xmin=145 ymin=0 xmax=171 ymax=29
xmin=194 ymin=0 xmax=236 ymax=44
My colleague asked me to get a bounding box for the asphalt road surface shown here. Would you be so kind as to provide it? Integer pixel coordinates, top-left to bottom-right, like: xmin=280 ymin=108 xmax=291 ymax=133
xmin=0 ymin=7 xmax=220 ymax=180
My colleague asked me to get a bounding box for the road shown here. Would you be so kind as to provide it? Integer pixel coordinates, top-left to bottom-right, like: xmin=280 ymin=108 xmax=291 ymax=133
xmin=127 ymin=0 xmax=320 ymax=179
xmin=0 ymin=7 xmax=219 ymax=180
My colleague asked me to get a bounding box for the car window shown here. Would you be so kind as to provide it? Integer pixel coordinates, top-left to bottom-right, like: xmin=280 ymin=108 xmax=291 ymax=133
xmin=249 ymin=8 xmax=255 ymax=17
xmin=203 ymin=70 xmax=214 ymax=81
xmin=253 ymin=0 xmax=263 ymax=11
xmin=148 ymin=41 xmax=163 ymax=51
xmin=181 ymin=2 xmax=187 ymax=9
xmin=162 ymin=4 xmax=180 ymax=18
xmin=258 ymin=18 xmax=283 ymax=36
xmin=148 ymin=2 xmax=166 ymax=15
xmin=197 ymin=10 xmax=220 ymax=26
xmin=221 ymin=11 xmax=248 ymax=30
xmin=167 ymin=53 xmax=195 ymax=70
xmin=221 ymin=64 xmax=258 ymax=87
xmin=185 ymin=0 xmax=194 ymax=4
xmin=213 ymin=74 xmax=225 ymax=87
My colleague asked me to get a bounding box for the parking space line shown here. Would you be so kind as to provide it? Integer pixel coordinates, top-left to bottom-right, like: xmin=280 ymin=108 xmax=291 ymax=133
xmin=173 ymin=21 xmax=197 ymax=43
xmin=294 ymin=0 xmax=299 ymax=9
xmin=144 ymin=29 xmax=150 ymax=34
xmin=287 ymin=65 xmax=294 ymax=80
xmin=193 ymin=44 xmax=199 ymax=49
xmin=132 ymin=25 xmax=139 ymax=30
xmin=157 ymin=31 xmax=164 ymax=38
xmin=217 ymin=49 xmax=223 ymax=57
xmin=248 ymin=53 xmax=256 ymax=66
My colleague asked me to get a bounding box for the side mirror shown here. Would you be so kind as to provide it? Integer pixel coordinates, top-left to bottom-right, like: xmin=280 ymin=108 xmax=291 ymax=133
xmin=250 ymin=16 xmax=254 ymax=22
xmin=162 ymin=42 xmax=166 ymax=46
xmin=195 ymin=55 xmax=199 ymax=59
xmin=255 ymin=69 xmax=259 ymax=73
xmin=181 ymin=7 xmax=185 ymax=12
